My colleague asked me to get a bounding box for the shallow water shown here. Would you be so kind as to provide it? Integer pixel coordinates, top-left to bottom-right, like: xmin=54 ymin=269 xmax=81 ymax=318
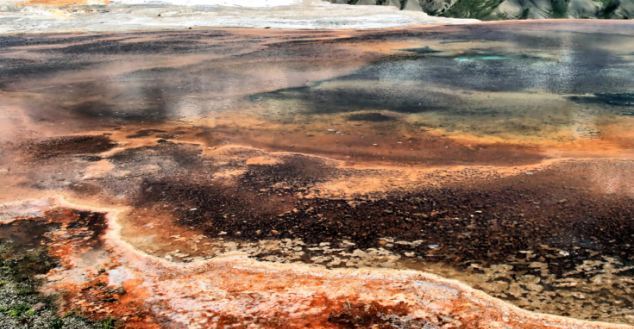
xmin=256 ymin=23 xmax=634 ymax=142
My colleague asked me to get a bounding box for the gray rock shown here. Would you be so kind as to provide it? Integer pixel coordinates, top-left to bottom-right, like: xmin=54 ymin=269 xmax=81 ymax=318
xmin=403 ymin=0 xmax=424 ymax=11
xmin=613 ymin=0 xmax=634 ymax=18
xmin=329 ymin=0 xmax=631 ymax=19
xmin=417 ymin=0 xmax=457 ymax=15
xmin=568 ymin=0 xmax=601 ymax=18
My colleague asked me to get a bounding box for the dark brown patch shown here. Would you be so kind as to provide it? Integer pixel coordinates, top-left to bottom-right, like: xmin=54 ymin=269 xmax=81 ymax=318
xmin=45 ymin=208 xmax=108 ymax=248
xmin=328 ymin=301 xmax=430 ymax=329
xmin=126 ymin=129 xmax=167 ymax=139
xmin=148 ymin=161 xmax=633 ymax=274
xmin=25 ymin=135 xmax=116 ymax=160
xmin=241 ymin=155 xmax=333 ymax=194
xmin=108 ymin=142 xmax=202 ymax=169
xmin=137 ymin=179 xmax=292 ymax=234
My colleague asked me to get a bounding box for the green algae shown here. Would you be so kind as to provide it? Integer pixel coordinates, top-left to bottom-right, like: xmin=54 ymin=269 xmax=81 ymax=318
xmin=0 ymin=220 xmax=118 ymax=329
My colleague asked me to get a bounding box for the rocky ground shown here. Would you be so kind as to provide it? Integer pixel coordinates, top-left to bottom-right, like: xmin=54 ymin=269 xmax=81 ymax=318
xmin=332 ymin=0 xmax=633 ymax=19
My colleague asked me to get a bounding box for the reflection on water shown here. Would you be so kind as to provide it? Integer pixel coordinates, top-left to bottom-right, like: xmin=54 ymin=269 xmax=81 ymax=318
xmin=256 ymin=24 xmax=634 ymax=141
xmin=3 ymin=23 xmax=632 ymax=144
